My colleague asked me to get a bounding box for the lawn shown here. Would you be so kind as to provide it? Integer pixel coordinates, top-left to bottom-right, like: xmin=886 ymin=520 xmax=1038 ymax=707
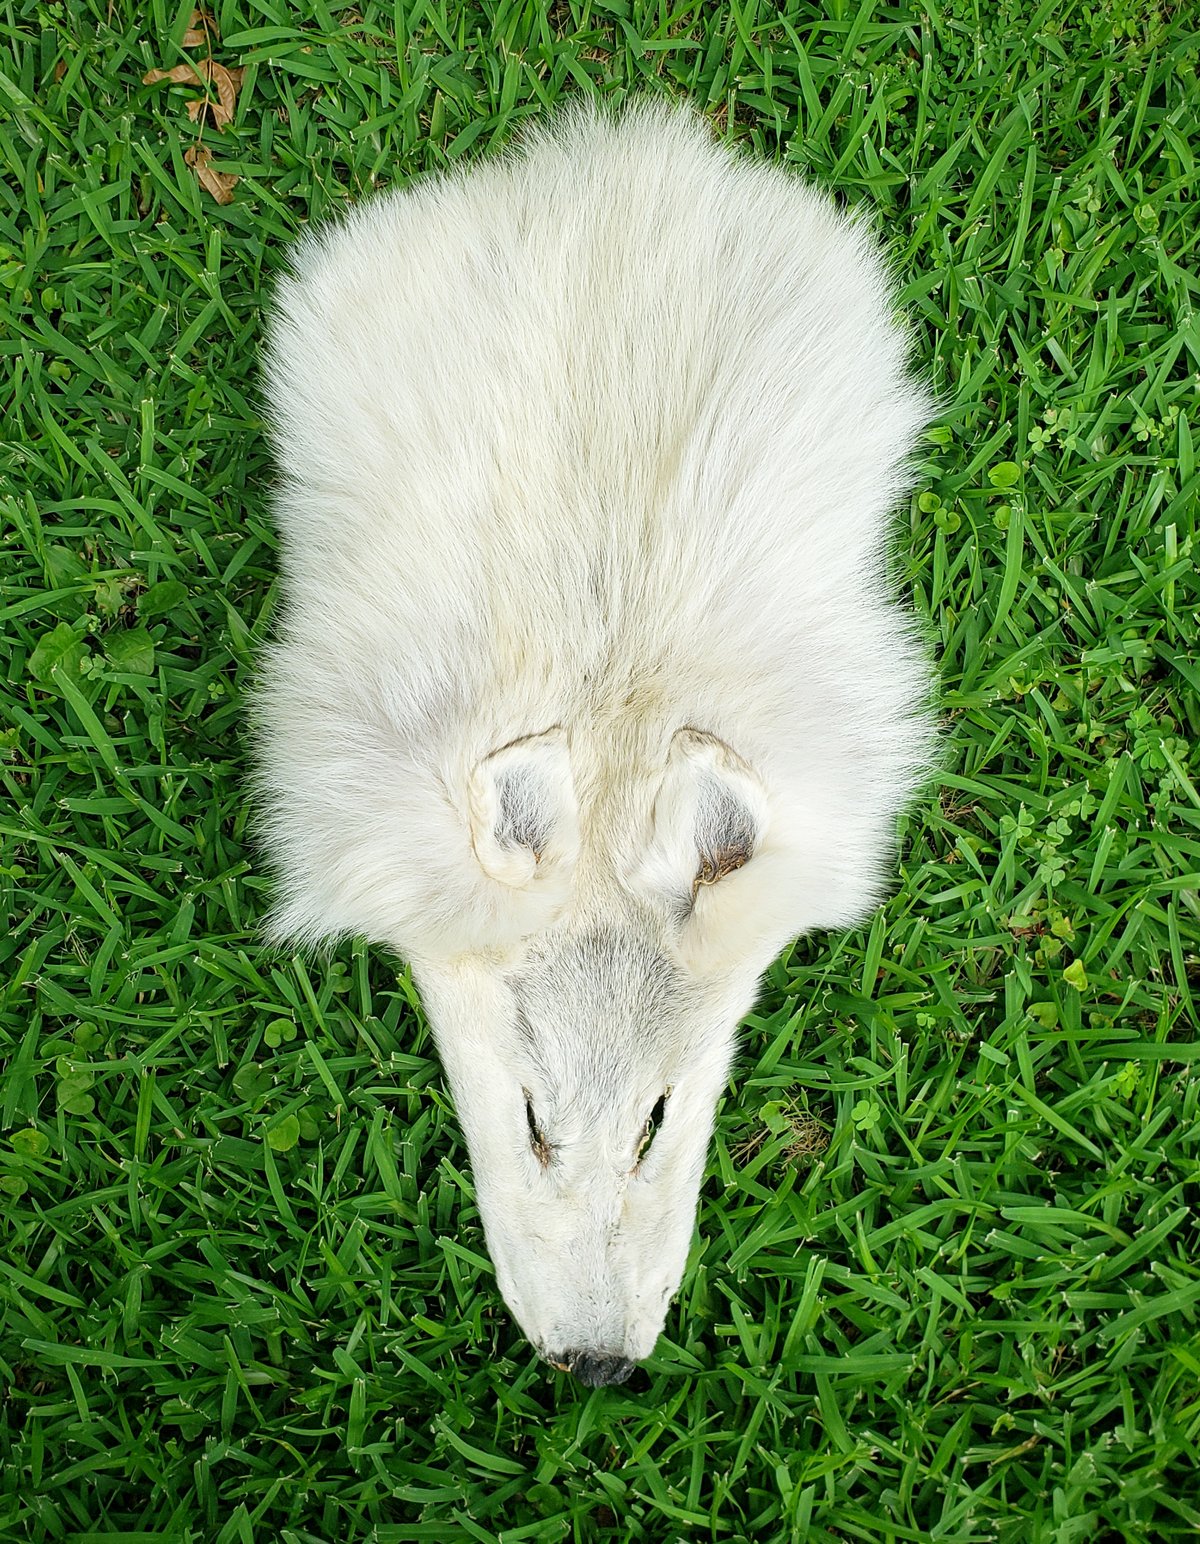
xmin=2 ymin=1 xmax=1199 ymax=1540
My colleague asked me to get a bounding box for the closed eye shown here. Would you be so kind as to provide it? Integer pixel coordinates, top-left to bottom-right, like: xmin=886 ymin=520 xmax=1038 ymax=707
xmin=635 ymin=1091 xmax=670 ymax=1165
xmin=524 ymin=1089 xmax=553 ymax=1167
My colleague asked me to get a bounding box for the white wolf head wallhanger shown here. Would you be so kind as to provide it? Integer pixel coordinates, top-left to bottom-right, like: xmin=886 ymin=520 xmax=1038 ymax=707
xmin=254 ymin=99 xmax=934 ymax=1386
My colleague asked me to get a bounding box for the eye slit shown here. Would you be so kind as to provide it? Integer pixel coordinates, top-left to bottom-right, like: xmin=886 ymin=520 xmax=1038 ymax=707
xmin=524 ymin=1090 xmax=553 ymax=1167
xmin=636 ymin=1090 xmax=671 ymax=1165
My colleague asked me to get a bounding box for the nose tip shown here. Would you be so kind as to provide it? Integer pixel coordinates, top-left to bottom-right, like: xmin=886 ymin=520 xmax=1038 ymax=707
xmin=562 ymin=1350 xmax=636 ymax=1388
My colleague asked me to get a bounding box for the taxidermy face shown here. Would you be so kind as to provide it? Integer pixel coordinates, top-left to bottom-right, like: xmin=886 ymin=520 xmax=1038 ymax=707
xmin=413 ymin=729 xmax=772 ymax=1386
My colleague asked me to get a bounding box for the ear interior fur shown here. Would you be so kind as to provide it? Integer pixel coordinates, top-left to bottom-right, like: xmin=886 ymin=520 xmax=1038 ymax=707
xmin=636 ymin=728 xmax=769 ymax=913
xmin=468 ymin=728 xmax=580 ymax=889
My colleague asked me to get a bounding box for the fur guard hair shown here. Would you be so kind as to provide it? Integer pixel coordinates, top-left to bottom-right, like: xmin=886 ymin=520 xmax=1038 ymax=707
xmin=254 ymin=98 xmax=935 ymax=1377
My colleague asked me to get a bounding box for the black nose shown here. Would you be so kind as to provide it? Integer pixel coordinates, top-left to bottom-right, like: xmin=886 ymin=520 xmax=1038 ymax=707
xmin=564 ymin=1351 xmax=636 ymax=1388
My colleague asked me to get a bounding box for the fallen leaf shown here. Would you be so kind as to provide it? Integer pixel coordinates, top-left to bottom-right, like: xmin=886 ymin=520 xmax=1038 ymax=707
xmin=143 ymin=57 xmax=242 ymax=129
xmin=205 ymin=59 xmax=239 ymax=128
xmin=143 ymin=62 xmax=202 ymax=86
xmin=185 ymin=145 xmax=237 ymax=205
xmin=181 ymin=7 xmax=218 ymax=46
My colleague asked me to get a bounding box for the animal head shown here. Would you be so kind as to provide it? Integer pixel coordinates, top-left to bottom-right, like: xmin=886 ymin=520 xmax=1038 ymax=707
xmin=413 ymin=726 xmax=779 ymax=1384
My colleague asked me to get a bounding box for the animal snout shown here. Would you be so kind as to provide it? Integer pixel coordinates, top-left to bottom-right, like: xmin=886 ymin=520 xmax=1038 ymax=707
xmin=554 ymin=1349 xmax=636 ymax=1388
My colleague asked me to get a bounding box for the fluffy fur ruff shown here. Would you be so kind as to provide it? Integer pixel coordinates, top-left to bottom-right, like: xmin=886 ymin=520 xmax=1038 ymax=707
xmin=255 ymin=99 xmax=935 ymax=968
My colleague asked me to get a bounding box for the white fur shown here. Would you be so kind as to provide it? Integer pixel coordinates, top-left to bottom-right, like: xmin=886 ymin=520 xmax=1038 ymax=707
xmin=254 ymin=99 xmax=934 ymax=1379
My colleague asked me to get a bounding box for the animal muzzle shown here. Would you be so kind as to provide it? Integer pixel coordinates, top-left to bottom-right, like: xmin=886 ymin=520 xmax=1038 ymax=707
xmin=549 ymin=1348 xmax=636 ymax=1388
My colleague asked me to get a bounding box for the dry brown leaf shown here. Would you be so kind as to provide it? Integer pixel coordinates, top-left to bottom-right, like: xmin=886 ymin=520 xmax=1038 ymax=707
xmin=143 ymin=62 xmax=202 ymax=87
xmin=143 ymin=56 xmax=242 ymax=129
xmin=205 ymin=60 xmax=238 ymax=128
xmin=181 ymin=8 xmax=218 ymax=46
xmin=185 ymin=145 xmax=237 ymax=205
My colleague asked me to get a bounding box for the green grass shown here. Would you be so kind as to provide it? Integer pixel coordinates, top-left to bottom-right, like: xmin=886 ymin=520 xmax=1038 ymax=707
xmin=2 ymin=0 xmax=1198 ymax=1539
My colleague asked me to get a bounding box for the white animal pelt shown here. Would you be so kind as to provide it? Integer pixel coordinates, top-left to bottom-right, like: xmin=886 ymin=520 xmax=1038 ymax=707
xmin=255 ymin=98 xmax=934 ymax=1383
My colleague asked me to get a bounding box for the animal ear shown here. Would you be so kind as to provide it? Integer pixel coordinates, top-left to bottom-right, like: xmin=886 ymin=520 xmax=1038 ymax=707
xmin=636 ymin=729 xmax=769 ymax=910
xmin=468 ymin=728 xmax=580 ymax=889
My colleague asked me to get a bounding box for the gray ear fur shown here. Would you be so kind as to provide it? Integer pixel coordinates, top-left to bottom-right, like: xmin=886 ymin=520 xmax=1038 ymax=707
xmin=468 ymin=728 xmax=580 ymax=889
xmin=636 ymin=728 xmax=769 ymax=911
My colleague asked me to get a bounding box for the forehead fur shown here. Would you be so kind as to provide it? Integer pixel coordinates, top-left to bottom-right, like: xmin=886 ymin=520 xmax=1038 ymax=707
xmin=511 ymin=929 xmax=686 ymax=1099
